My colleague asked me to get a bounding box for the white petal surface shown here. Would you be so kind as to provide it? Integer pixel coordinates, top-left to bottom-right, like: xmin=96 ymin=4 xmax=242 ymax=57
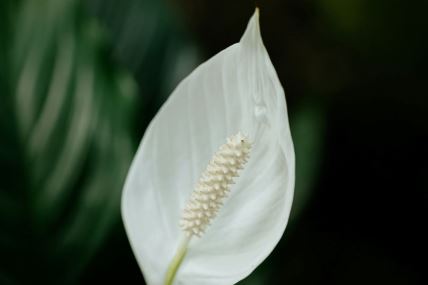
xmin=122 ymin=10 xmax=295 ymax=285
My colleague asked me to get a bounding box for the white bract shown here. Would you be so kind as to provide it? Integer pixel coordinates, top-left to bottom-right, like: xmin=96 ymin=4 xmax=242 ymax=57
xmin=122 ymin=9 xmax=295 ymax=285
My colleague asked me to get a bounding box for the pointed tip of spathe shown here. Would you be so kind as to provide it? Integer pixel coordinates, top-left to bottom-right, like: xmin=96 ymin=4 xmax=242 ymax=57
xmin=240 ymin=7 xmax=262 ymax=47
xmin=250 ymin=7 xmax=260 ymax=33
xmin=255 ymin=6 xmax=260 ymax=17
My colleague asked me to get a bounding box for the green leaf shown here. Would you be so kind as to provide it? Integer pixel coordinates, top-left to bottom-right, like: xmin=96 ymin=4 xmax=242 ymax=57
xmin=87 ymin=0 xmax=201 ymax=119
xmin=290 ymin=100 xmax=326 ymax=221
xmin=1 ymin=0 xmax=136 ymax=283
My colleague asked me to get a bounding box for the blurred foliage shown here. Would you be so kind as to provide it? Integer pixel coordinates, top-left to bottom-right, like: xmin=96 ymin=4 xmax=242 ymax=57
xmin=87 ymin=0 xmax=200 ymax=133
xmin=1 ymin=0 xmax=137 ymax=283
xmin=289 ymin=100 xmax=325 ymax=222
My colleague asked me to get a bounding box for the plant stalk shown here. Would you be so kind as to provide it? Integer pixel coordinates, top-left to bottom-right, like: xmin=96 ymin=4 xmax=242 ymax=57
xmin=164 ymin=235 xmax=191 ymax=285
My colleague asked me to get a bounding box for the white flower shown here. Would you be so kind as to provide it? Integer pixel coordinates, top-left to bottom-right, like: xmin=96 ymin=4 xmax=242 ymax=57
xmin=122 ymin=9 xmax=295 ymax=285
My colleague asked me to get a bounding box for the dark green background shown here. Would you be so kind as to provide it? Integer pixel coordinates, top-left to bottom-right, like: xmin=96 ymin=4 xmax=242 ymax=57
xmin=1 ymin=0 xmax=426 ymax=284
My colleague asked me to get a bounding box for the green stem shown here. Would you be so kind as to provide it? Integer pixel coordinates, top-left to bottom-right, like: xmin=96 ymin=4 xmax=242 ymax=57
xmin=164 ymin=235 xmax=191 ymax=285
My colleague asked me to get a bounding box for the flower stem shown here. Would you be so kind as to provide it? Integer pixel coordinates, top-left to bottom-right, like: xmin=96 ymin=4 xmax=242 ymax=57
xmin=164 ymin=235 xmax=191 ymax=285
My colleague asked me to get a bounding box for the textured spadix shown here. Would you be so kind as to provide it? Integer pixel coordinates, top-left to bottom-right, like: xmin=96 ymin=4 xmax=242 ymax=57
xmin=122 ymin=9 xmax=295 ymax=285
xmin=180 ymin=132 xmax=251 ymax=237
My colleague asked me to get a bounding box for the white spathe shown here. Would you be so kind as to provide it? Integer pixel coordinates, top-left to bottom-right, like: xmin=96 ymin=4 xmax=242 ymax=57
xmin=122 ymin=9 xmax=295 ymax=285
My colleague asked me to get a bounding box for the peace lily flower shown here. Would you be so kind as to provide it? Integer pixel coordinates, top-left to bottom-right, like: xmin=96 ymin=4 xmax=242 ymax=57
xmin=122 ymin=9 xmax=295 ymax=285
